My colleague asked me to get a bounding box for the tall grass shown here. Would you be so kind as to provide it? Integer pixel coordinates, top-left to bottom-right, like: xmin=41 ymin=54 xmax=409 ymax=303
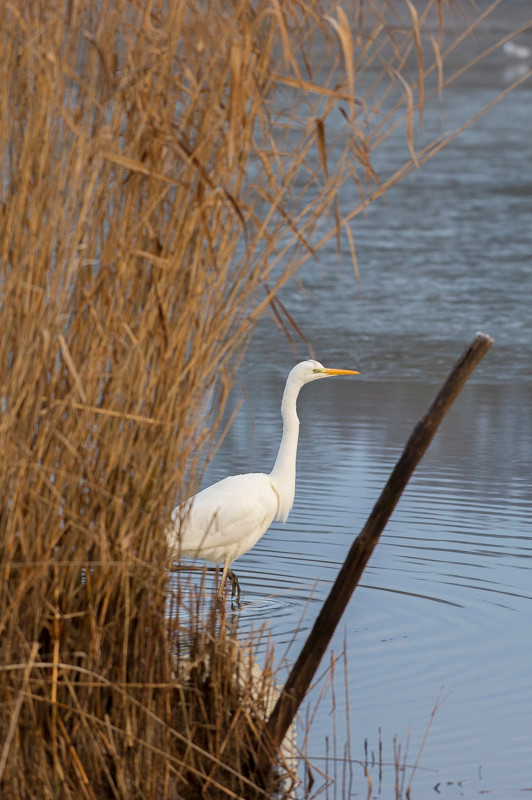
xmin=1 ymin=1 xmax=528 ymax=797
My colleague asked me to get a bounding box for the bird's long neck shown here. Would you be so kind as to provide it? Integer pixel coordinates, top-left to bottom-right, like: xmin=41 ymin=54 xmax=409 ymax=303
xmin=269 ymin=377 xmax=301 ymax=523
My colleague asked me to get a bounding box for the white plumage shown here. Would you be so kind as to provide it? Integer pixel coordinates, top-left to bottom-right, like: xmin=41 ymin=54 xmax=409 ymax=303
xmin=174 ymin=473 xmax=278 ymax=566
xmin=169 ymin=359 xmax=359 ymax=598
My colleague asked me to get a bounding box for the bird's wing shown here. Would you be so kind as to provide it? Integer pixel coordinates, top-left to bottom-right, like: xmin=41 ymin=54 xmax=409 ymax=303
xmin=172 ymin=473 xmax=279 ymax=560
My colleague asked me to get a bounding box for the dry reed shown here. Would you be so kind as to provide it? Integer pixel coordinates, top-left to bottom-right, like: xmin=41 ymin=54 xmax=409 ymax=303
xmin=1 ymin=1 xmax=528 ymax=798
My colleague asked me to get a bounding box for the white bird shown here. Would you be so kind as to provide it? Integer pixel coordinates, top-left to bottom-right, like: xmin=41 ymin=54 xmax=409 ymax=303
xmin=169 ymin=359 xmax=359 ymax=600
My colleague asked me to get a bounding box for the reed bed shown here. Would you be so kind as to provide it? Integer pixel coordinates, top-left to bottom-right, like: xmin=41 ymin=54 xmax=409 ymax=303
xmin=0 ymin=1 xmax=527 ymax=797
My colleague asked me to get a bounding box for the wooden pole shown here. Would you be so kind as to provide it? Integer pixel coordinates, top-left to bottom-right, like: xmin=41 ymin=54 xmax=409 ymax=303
xmin=261 ymin=332 xmax=493 ymax=770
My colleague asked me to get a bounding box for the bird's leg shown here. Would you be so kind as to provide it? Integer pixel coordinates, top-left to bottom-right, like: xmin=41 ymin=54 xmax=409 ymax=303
xmin=218 ymin=558 xmax=231 ymax=599
xmin=228 ymin=569 xmax=241 ymax=604
xmin=217 ymin=560 xmax=241 ymax=606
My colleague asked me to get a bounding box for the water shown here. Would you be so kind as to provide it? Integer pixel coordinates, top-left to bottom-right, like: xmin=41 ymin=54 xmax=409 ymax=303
xmin=199 ymin=375 xmax=532 ymax=797
xmin=195 ymin=9 xmax=532 ymax=798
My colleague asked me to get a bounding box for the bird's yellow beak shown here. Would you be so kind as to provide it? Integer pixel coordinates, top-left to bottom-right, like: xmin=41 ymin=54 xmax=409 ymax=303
xmin=322 ymin=368 xmax=360 ymax=376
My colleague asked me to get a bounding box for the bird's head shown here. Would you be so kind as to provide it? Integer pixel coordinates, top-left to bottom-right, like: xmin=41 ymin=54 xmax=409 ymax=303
xmin=289 ymin=359 xmax=359 ymax=386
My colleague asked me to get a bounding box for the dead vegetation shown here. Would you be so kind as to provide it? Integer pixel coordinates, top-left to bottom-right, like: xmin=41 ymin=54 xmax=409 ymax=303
xmin=0 ymin=1 xmax=528 ymax=798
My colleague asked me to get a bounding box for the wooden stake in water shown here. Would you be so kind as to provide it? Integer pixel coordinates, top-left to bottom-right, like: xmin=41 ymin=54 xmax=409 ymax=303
xmin=262 ymin=332 xmax=494 ymax=769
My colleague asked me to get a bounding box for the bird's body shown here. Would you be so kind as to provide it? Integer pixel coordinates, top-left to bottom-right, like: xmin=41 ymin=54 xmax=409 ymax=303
xmin=169 ymin=359 xmax=358 ymax=597
xmin=174 ymin=472 xmax=278 ymax=565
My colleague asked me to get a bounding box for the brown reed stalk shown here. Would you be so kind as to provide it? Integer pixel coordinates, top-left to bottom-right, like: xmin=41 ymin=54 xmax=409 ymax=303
xmin=0 ymin=1 xmax=528 ymax=798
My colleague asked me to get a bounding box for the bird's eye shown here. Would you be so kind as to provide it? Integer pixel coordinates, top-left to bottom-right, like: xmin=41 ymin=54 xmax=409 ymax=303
xmin=312 ymin=369 xmax=321 ymax=374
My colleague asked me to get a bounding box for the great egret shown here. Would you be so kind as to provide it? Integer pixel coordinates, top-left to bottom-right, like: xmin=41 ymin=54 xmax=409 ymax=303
xmin=169 ymin=360 xmax=359 ymax=599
